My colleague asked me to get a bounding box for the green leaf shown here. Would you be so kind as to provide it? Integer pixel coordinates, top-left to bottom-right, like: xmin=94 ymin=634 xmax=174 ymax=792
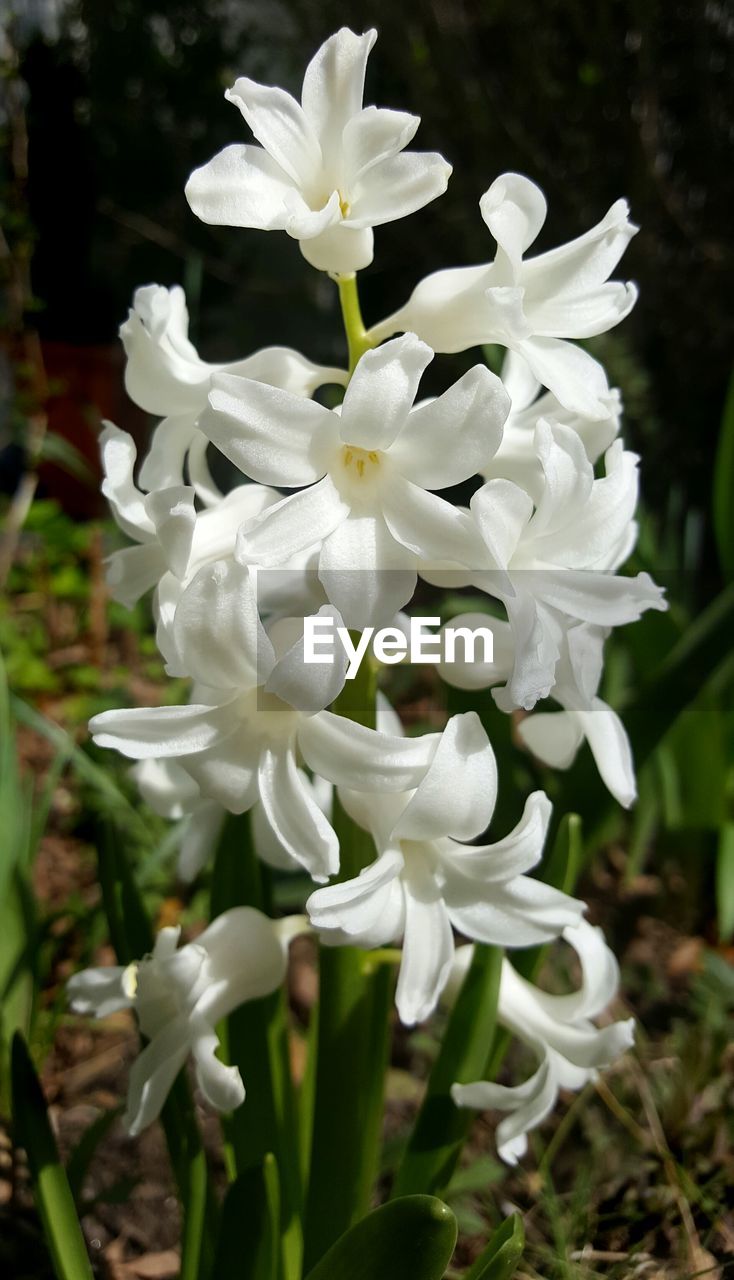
xmin=392 ymin=947 xmax=502 ymax=1199
xmin=513 ymin=814 xmax=582 ymax=982
xmin=716 ymin=823 xmax=734 ymax=942
xmin=305 ymin=1195 xmax=457 ymax=1280
xmin=11 ymin=1034 xmax=94 ymax=1280
xmin=713 ymin=369 xmax=734 ymax=581
xmin=304 ymin=656 xmax=394 ymax=1271
xmin=38 ymin=432 xmax=95 ymax=485
xmin=463 ymin=1214 xmax=525 ymax=1280
xmin=553 ymin=583 xmax=734 ymax=837
xmin=211 ymin=813 xmax=302 ymax=1279
xmin=213 ymin=1154 xmax=280 ymax=1280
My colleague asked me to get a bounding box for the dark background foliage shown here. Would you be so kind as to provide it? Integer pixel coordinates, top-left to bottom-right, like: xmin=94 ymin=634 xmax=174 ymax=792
xmin=5 ymin=0 xmax=734 ymax=559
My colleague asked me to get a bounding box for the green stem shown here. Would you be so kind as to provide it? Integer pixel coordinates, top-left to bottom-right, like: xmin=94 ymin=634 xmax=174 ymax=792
xmin=392 ymin=945 xmax=502 ymax=1198
xmin=303 ymin=654 xmax=394 ymax=1271
xmin=179 ymin=1145 xmax=208 ymax=1280
xmin=337 ymin=274 xmax=374 ymax=373
xmin=210 ymin=813 xmax=302 ymax=1280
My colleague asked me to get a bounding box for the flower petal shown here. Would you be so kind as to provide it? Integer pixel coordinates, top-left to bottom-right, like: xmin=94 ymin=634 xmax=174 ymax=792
xmin=318 ymin=512 xmax=417 ymax=629
xmin=182 ymin=726 xmax=261 ymax=813
xmin=264 ymin=606 xmax=348 ymax=714
xmin=225 ymin=78 xmax=322 ymax=188
xmin=100 ymin=423 xmax=153 ymax=541
xmin=396 ymin=865 xmax=455 ymax=1025
xmin=299 ymin=222 xmax=374 ymax=273
xmin=342 ymin=106 xmax=420 ymax=184
xmin=479 ymin=173 xmax=548 ymax=275
xmin=298 ymin=710 xmax=439 ymax=792
xmin=105 ymin=544 xmax=166 ymax=608
xmin=67 ymin=967 xmax=130 ymax=1019
xmin=446 ymin=790 xmax=552 ymax=881
xmin=236 ymin=478 xmax=350 ymax=567
xmin=347 ymin=151 xmax=452 ymax=228
xmin=89 ymin=701 xmax=240 ymax=760
xmin=522 ymin=198 xmax=637 ymax=302
xmin=301 ymin=27 xmax=377 ymax=161
xmin=445 ymin=870 xmax=584 ymax=947
xmin=339 ymin=334 xmax=433 ymax=451
xmin=192 ymin=1026 xmax=245 ymax=1112
xmin=124 ymin=1015 xmax=191 ymax=1135
xmin=203 ymin=372 xmax=338 ymax=487
xmin=185 ymin=144 xmax=294 ymax=229
xmin=178 ymin=800 xmax=226 ymax=882
xmin=392 ymin=712 xmax=497 ymax=842
xmin=139 ymin=416 xmax=198 ymax=492
xmin=307 ymin=847 xmax=405 ymax=941
xmin=382 ymin=475 xmax=486 ymax=570
xmin=390 ymin=365 xmax=509 ymax=489
xmin=171 ymin=560 xmax=274 ymax=690
xmin=257 ymin=743 xmax=339 ymax=881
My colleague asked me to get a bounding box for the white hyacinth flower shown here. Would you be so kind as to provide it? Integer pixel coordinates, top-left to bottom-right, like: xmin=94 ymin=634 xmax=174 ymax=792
xmin=371 ymin=172 xmax=637 ymax=418
xmin=307 ymin=715 xmax=584 ymax=1025
xmin=438 ymin=617 xmax=637 ymax=809
xmin=485 ymin=350 xmax=622 ymax=502
xmin=67 ymin=909 xmax=306 ymax=1135
xmin=467 ymin=420 xmax=666 ymax=710
xmin=89 ymin=559 xmax=471 ymax=881
xmin=200 ymin=333 xmax=510 ymax=627
xmin=99 ymin=423 xmax=196 ymax=609
xmin=185 ymin=28 xmax=452 ymax=275
xmin=452 ymin=920 xmax=635 ymax=1163
xmin=121 ymin=284 xmax=346 ymax=505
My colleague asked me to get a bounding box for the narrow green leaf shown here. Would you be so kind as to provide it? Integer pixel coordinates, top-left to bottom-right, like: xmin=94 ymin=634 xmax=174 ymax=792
xmin=716 ymin=823 xmax=734 ymax=942
xmin=38 ymin=431 xmax=95 ymax=485
xmin=713 ymin=369 xmax=734 ymax=581
xmin=213 ymin=1154 xmax=280 ymax=1280
xmin=305 ymin=1195 xmax=457 ymax=1280
xmin=11 ymin=1034 xmax=94 ymax=1280
xmin=211 ymin=813 xmax=301 ymax=1280
xmin=554 ymin=583 xmax=734 ymax=836
xmin=463 ymin=1213 xmax=525 ymax=1280
xmin=513 ymin=814 xmax=582 ymax=982
xmin=95 ymin=816 xmax=153 ymax=964
xmin=393 ymin=946 xmax=502 ymax=1199
xmin=304 ymin=656 xmax=393 ymax=1270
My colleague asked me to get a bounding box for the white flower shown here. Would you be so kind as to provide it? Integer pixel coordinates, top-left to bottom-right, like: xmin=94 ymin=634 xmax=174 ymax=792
xmin=185 ymin=28 xmax=452 ymax=275
xmin=199 ymin=333 xmax=510 ymax=627
xmin=451 ymin=920 xmax=635 ymax=1163
xmin=307 ymin=716 xmax=584 ymax=1025
xmin=484 ymin=350 xmax=622 ymax=502
xmin=67 ymin=909 xmax=306 ymax=1135
xmin=131 ymin=758 xmax=226 ymax=882
xmin=371 ymin=173 xmax=637 ymax=418
xmin=131 ymin=754 xmax=332 ymax=882
xmin=437 ymin=617 xmax=637 ymax=808
xmin=121 ymin=284 xmax=346 ymax=505
xmin=465 ymin=420 xmax=666 ymax=709
xmin=99 ymin=423 xmax=196 ymax=609
xmin=89 ymin=560 xmax=456 ymax=882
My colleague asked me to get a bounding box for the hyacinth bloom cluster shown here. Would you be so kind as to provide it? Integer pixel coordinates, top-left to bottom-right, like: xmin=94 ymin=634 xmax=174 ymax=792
xmin=69 ymin=25 xmax=662 ymax=1172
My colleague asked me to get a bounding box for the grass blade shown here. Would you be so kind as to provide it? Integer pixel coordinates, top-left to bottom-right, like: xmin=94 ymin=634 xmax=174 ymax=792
xmin=11 ymin=1033 xmax=94 ymax=1280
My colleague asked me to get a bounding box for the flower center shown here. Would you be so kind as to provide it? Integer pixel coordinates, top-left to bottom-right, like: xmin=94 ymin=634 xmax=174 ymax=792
xmin=341 ymin=445 xmax=381 ymax=478
xmin=338 ymin=192 xmax=351 ymax=218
